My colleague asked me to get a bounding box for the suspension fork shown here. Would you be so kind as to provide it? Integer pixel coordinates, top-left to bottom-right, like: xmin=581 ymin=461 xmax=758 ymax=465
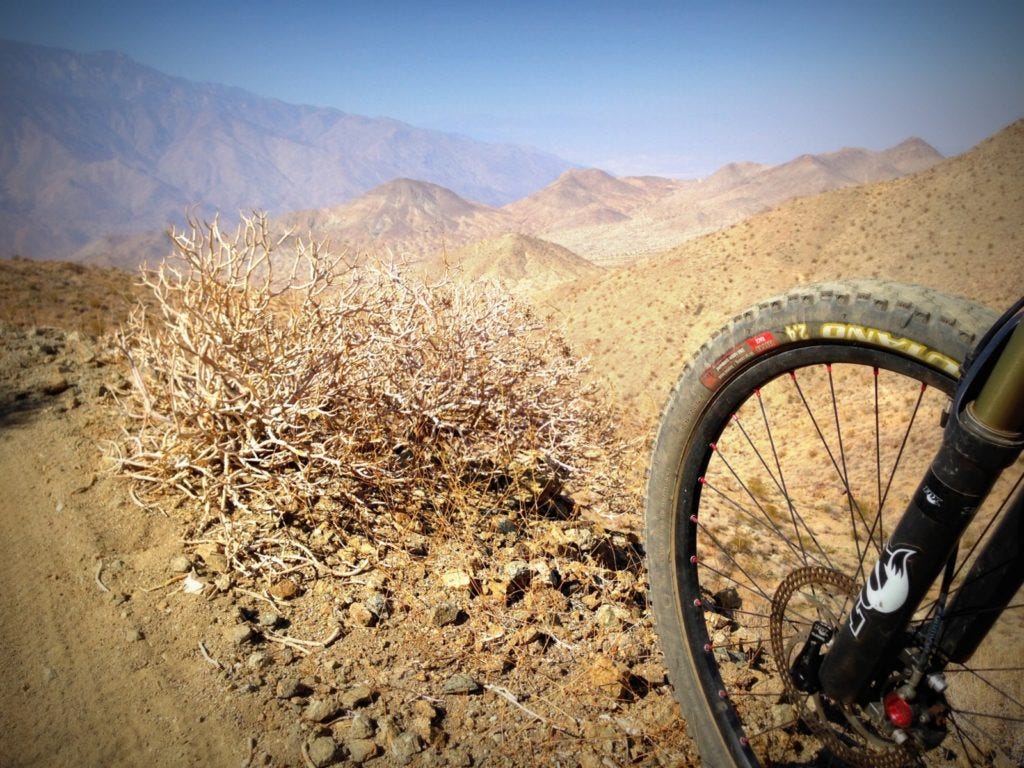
xmin=940 ymin=479 xmax=1023 ymax=663
xmin=818 ymin=313 xmax=1024 ymax=704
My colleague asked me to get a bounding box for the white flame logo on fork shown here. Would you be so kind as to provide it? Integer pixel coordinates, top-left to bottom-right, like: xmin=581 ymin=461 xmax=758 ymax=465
xmin=850 ymin=544 xmax=917 ymax=637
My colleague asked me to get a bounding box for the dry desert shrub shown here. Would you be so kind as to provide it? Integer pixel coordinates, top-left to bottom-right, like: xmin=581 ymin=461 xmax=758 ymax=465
xmin=113 ymin=214 xmax=630 ymax=579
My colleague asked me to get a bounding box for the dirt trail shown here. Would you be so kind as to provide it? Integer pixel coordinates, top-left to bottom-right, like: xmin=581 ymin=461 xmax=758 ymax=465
xmin=0 ymin=327 xmax=299 ymax=767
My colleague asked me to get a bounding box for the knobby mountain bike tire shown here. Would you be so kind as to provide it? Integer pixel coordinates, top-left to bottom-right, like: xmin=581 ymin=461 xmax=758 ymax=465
xmin=646 ymin=280 xmax=1023 ymax=767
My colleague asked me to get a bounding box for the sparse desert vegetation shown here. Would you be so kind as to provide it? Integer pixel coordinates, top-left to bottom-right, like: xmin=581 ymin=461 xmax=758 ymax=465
xmin=115 ymin=213 xmax=633 ymax=581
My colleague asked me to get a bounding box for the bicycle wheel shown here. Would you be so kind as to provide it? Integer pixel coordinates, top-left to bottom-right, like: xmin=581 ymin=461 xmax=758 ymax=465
xmin=646 ymin=280 xmax=1024 ymax=767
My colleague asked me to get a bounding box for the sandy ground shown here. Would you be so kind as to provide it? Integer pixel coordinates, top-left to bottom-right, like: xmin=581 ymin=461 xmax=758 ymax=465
xmin=0 ymin=325 xmax=304 ymax=766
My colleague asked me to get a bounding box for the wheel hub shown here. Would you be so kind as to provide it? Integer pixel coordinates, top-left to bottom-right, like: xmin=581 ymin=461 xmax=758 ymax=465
xmin=770 ymin=566 xmax=914 ymax=768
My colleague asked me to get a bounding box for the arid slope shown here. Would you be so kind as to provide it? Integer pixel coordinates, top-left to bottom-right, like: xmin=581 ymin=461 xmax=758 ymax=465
xmin=553 ymin=119 xmax=1024 ymax=431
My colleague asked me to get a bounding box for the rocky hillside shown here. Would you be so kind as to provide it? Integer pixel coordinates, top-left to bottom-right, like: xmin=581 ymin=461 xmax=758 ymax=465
xmin=554 ymin=119 xmax=1024 ymax=430
xmin=281 ymin=179 xmax=515 ymax=263
xmin=436 ymin=233 xmax=603 ymax=297
xmin=533 ymin=138 xmax=945 ymax=264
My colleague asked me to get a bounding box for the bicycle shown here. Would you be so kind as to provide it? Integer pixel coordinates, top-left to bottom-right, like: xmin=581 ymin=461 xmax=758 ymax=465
xmin=645 ymin=279 xmax=1023 ymax=767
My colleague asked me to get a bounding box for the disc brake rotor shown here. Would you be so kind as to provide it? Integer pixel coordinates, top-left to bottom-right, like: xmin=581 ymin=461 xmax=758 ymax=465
xmin=769 ymin=566 xmax=913 ymax=768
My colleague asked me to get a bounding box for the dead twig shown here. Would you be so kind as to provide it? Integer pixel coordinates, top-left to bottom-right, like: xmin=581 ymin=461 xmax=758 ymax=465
xmin=264 ymin=624 xmax=342 ymax=652
xmin=300 ymin=740 xmax=317 ymax=768
xmin=198 ymin=640 xmax=221 ymax=669
xmin=94 ymin=560 xmax=109 ymax=593
xmin=142 ymin=573 xmax=188 ymax=592
xmin=484 ymin=684 xmax=579 ymax=737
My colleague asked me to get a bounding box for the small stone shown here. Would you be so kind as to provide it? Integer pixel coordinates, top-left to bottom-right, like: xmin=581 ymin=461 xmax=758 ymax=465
xmin=40 ymin=372 xmax=70 ymax=395
xmin=346 ymin=739 xmax=378 ymax=764
xmin=771 ymin=702 xmax=797 ymax=728
xmin=563 ymin=526 xmax=597 ymax=552
xmin=442 ymin=570 xmax=472 ymax=590
xmin=594 ymin=604 xmax=623 ymax=629
xmin=276 ymin=676 xmax=305 ymax=699
xmin=529 ymin=560 xmax=558 ymax=587
xmin=213 ymin=574 xmax=232 ymax=592
xmin=405 ymin=535 xmax=429 ymax=556
xmin=412 ymin=699 xmax=437 ymax=721
xmin=410 ymin=717 xmax=441 ymax=745
xmin=226 ymin=624 xmax=254 ymax=646
xmin=42 ymin=666 xmax=57 ymax=683
xmin=126 ymin=628 xmax=144 ymax=642
xmin=492 ymin=516 xmax=516 ymax=534
xmin=364 ymin=593 xmax=387 ymax=619
xmin=446 ymin=748 xmax=472 ymax=767
xmin=247 ymin=651 xmax=269 ymax=670
xmin=584 ymin=656 xmax=629 ymax=700
xmin=258 ymin=609 xmax=282 ymax=628
xmin=348 ymin=602 xmax=375 ymax=627
xmin=195 ymin=544 xmax=229 ymax=573
xmin=709 ymin=611 xmax=733 ymax=630
xmin=430 ymin=601 xmax=461 ymax=627
xmin=442 ymin=673 xmax=482 ymax=695
xmin=339 ymin=683 xmax=374 ymax=709
xmin=348 ymin=712 xmax=376 ymax=739
xmin=713 ymin=586 xmax=742 ymax=610
xmin=169 ymin=555 xmax=193 ymax=573
xmin=378 ymin=715 xmax=400 ymax=744
xmin=268 ymin=578 xmax=301 ymax=599
xmin=306 ymin=735 xmax=338 ymax=768
xmin=633 ymin=662 xmax=667 ymax=687
xmin=511 ymin=626 xmax=541 ymax=646
xmin=304 ymin=697 xmax=340 ymax=723
xmin=389 ymin=731 xmax=423 ymax=765
xmin=502 ymin=560 xmax=530 ymax=582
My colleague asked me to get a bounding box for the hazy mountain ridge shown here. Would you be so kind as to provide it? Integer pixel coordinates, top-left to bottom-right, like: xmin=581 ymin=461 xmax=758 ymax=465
xmin=281 ymin=178 xmax=515 ymax=262
xmin=80 ymin=132 xmax=947 ymax=273
xmin=533 ymin=137 xmax=945 ymax=264
xmin=503 ymin=169 xmax=689 ymax=233
xmin=0 ymin=39 xmax=573 ymax=258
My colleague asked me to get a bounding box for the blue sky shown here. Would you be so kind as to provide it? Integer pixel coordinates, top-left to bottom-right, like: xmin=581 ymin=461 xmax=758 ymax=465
xmin=2 ymin=0 xmax=1022 ymax=176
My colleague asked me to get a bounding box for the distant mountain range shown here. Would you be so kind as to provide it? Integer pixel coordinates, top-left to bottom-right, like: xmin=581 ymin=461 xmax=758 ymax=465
xmin=0 ymin=39 xmax=573 ymax=259
xmin=0 ymin=39 xmax=946 ymax=269
xmin=265 ymin=139 xmax=943 ymax=270
xmin=83 ymin=132 xmax=945 ymax=274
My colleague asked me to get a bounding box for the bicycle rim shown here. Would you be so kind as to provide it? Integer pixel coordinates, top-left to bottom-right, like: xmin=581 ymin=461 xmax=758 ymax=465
xmin=673 ymin=344 xmax=1024 ymax=767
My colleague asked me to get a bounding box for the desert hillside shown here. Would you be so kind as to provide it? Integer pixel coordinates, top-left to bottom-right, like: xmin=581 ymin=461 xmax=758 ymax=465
xmin=432 ymin=233 xmax=603 ymax=297
xmin=280 ymin=179 xmax=515 ymax=263
xmin=554 ymin=119 xmax=1024 ymax=430
xmin=525 ymin=138 xmax=943 ymax=265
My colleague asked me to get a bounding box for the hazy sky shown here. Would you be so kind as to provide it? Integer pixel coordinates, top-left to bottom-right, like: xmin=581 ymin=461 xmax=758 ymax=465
xmin=3 ymin=0 xmax=1022 ymax=177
